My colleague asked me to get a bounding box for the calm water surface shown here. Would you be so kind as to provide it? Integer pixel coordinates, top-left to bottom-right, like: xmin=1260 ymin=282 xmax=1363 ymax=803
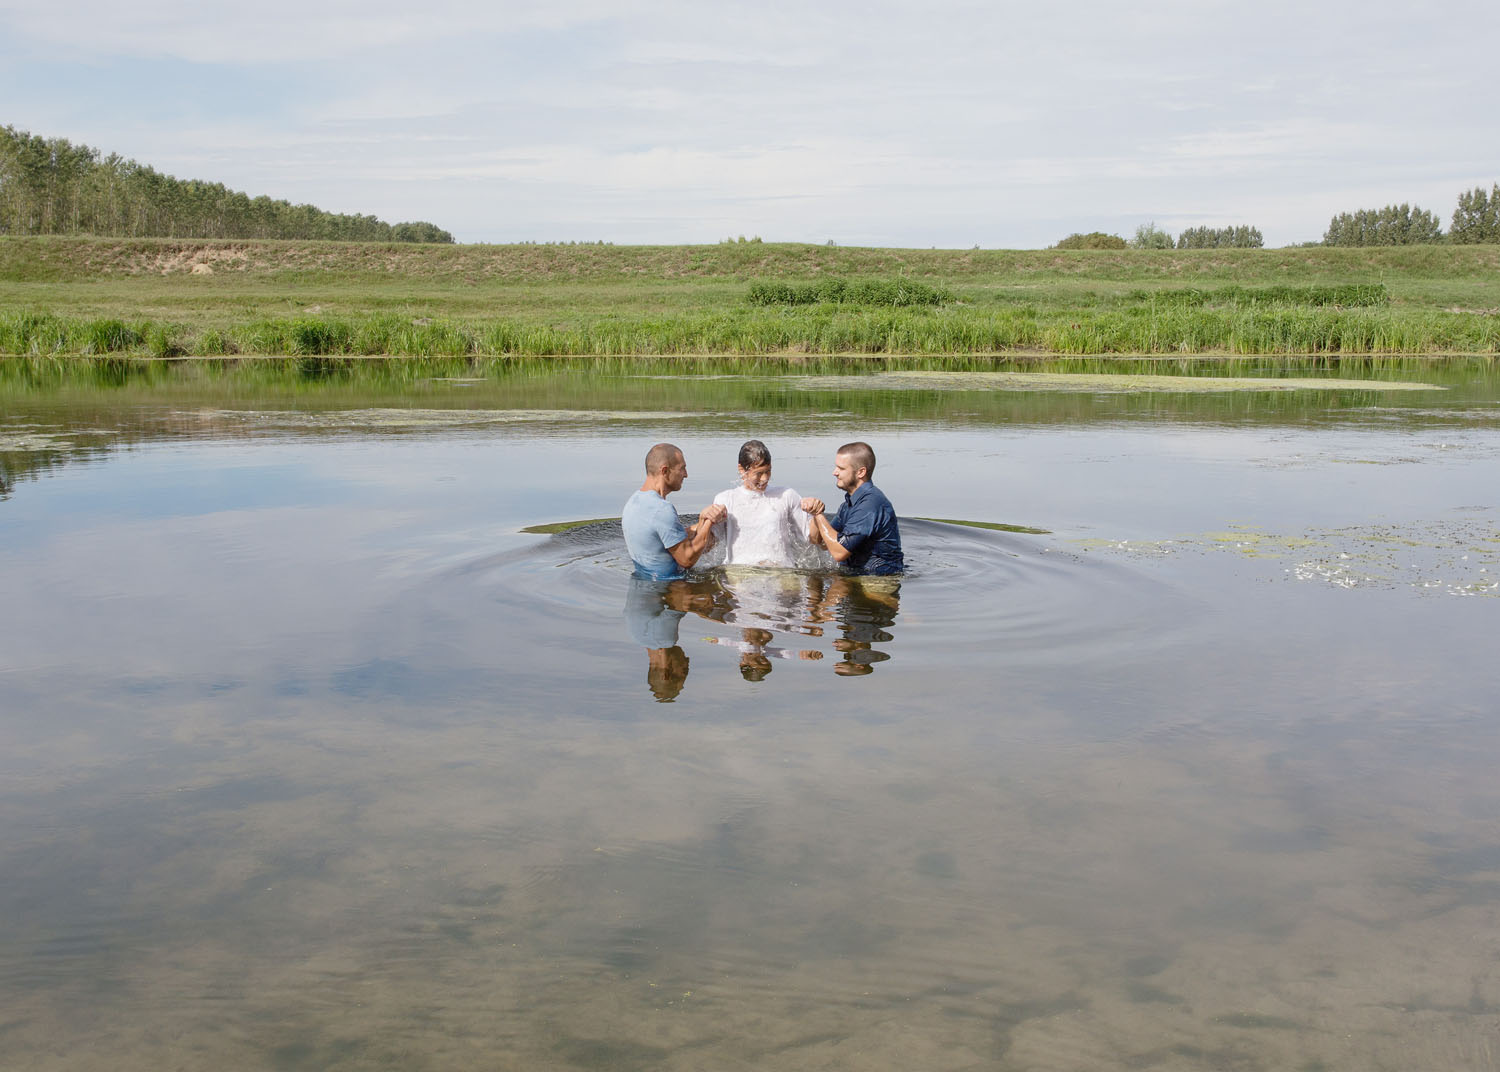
xmin=2 ymin=366 xmax=1499 ymax=1070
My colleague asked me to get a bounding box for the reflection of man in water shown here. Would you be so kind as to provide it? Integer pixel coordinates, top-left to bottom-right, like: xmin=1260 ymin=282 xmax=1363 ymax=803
xmin=805 ymin=441 xmax=904 ymax=576
xmin=810 ymin=574 xmax=901 ymax=676
xmin=623 ymin=576 xmax=699 ymax=701
xmin=622 ymin=443 xmax=726 ymax=580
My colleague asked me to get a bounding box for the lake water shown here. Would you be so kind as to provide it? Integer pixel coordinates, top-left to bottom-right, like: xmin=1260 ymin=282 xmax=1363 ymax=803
xmin=3 ymin=363 xmax=1499 ymax=1070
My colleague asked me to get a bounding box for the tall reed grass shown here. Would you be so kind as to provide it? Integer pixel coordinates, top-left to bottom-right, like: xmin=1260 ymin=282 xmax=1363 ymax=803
xmin=746 ymin=278 xmax=953 ymax=307
xmin=2 ymin=304 xmax=1496 ymax=358
xmin=1125 ymin=283 xmax=1390 ymax=307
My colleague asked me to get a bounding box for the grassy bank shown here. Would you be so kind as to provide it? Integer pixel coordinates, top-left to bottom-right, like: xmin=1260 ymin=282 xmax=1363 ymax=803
xmin=1 ymin=237 xmax=1497 ymax=357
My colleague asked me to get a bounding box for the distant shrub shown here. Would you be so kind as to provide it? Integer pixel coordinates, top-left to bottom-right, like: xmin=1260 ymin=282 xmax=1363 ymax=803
xmin=390 ymin=221 xmax=456 ymax=244
xmin=747 ymin=277 xmax=952 ymax=307
xmin=195 ymin=329 xmax=234 ymax=356
xmin=145 ymin=324 xmax=181 ymax=358
xmin=81 ymin=318 xmax=142 ymax=353
xmin=288 ymin=319 xmax=353 ymax=355
xmin=1177 ymin=225 xmax=1264 ymax=249
xmin=1051 ymin=232 xmax=1126 ymax=250
xmin=1129 ymin=222 xmax=1174 ymax=250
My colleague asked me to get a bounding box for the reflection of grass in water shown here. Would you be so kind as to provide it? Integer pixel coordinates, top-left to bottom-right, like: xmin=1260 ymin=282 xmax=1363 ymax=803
xmin=0 ymin=354 xmax=1482 ymax=416
xmin=796 ymin=370 xmax=1442 ymax=393
xmin=4 ymin=356 xmax=1496 ymax=499
xmin=915 ymin=516 xmax=1050 ymax=534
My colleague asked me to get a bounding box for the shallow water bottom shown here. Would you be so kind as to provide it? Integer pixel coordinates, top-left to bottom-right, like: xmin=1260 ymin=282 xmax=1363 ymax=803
xmin=2 ymin=411 xmax=1499 ymax=1071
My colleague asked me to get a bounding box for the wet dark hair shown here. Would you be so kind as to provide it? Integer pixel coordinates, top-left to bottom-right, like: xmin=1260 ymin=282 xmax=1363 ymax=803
xmin=738 ymin=439 xmax=771 ymax=469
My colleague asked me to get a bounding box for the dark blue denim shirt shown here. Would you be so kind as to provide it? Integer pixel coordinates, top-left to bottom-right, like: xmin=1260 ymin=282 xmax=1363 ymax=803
xmin=829 ymin=481 xmax=904 ymax=575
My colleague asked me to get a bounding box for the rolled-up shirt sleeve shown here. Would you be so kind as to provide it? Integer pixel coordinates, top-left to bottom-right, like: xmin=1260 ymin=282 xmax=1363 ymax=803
xmin=829 ymin=499 xmax=872 ymax=551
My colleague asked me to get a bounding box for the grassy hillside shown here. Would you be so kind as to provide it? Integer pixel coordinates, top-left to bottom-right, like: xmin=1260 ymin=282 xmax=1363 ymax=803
xmin=1 ymin=237 xmax=1496 ymax=357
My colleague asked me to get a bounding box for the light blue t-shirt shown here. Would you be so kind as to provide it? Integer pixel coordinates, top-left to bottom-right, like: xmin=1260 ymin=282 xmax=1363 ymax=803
xmin=623 ymin=575 xmax=686 ymax=648
xmin=622 ymin=489 xmax=690 ymax=580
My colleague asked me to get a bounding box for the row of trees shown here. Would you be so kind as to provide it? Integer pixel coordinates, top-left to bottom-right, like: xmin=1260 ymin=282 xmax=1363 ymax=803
xmin=1051 ymin=224 xmax=1263 ymax=250
xmin=1176 ymin=225 xmax=1264 ymax=249
xmin=1323 ymin=203 xmax=1443 ymax=246
xmin=1323 ymin=185 xmax=1500 ymax=246
xmin=0 ymin=125 xmax=454 ymax=242
xmin=1132 ymin=222 xmax=1265 ymax=249
xmin=1054 ymin=183 xmax=1498 ymax=251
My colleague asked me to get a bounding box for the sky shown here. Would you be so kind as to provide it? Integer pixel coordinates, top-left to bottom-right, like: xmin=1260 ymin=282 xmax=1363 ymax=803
xmin=3 ymin=0 xmax=1497 ymax=248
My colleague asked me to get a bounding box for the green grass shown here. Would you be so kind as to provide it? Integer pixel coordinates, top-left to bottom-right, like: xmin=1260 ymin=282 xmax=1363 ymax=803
xmin=1 ymin=236 xmax=1497 ymax=357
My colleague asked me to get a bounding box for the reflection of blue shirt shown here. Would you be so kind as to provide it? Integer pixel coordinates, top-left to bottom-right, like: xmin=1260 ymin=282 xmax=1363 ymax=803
xmin=623 ymin=576 xmax=685 ymax=648
xmin=622 ymin=489 xmax=689 ymax=580
xmin=829 ymin=482 xmax=904 ymax=575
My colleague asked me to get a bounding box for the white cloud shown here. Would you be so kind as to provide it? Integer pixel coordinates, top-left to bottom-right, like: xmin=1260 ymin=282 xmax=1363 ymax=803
xmin=3 ymin=0 xmax=1497 ymax=246
xmin=0 ymin=0 xmax=625 ymax=62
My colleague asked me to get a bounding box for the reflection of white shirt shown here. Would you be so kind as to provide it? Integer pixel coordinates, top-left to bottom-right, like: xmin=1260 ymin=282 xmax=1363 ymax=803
xmin=712 ymin=484 xmax=810 ymax=567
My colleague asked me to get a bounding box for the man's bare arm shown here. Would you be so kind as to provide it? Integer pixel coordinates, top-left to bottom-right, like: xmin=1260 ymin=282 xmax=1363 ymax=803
xmin=668 ymin=504 xmax=726 ymax=569
xmin=810 ymin=511 xmax=851 ymax=563
xmin=801 ymin=498 xmax=825 ymax=548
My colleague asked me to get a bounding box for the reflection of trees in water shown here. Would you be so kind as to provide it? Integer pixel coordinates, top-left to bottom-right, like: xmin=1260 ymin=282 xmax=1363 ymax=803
xmin=624 ymin=570 xmax=901 ymax=698
xmin=0 ymin=446 xmax=111 ymax=499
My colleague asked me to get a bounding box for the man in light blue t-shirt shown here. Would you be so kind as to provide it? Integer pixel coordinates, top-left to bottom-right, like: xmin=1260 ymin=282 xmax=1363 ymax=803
xmin=622 ymin=443 xmax=726 ymax=580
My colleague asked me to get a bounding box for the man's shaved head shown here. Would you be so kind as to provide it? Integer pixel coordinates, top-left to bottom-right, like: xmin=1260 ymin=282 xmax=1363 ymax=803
xmin=644 ymin=442 xmax=683 ymax=474
xmin=836 ymin=441 xmax=876 ymax=479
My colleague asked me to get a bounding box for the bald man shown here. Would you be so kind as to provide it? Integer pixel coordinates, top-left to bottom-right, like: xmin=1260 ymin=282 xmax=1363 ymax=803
xmin=622 ymin=443 xmax=727 ymax=580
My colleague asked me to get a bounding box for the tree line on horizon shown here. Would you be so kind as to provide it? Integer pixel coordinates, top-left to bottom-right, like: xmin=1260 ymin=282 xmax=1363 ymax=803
xmin=1322 ymin=186 xmax=1499 ymax=246
xmin=1051 ymin=183 xmax=1499 ymax=250
xmin=1051 ymin=225 xmax=1264 ymax=250
xmin=0 ymin=125 xmax=454 ymax=243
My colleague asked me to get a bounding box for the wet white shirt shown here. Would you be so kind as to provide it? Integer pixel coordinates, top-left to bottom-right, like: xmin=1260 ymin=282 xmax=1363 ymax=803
xmin=711 ymin=484 xmax=811 ymax=567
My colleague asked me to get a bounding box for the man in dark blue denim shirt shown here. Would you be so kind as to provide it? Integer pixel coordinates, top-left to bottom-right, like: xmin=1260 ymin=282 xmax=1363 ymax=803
xmin=807 ymin=441 xmax=904 ymax=575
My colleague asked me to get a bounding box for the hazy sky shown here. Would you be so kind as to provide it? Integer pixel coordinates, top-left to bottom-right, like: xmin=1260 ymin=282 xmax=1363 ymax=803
xmin=4 ymin=0 xmax=1496 ymax=247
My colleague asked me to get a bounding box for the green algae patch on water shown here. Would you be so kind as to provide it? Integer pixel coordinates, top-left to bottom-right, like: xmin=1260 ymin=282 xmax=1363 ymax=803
xmin=0 ymin=430 xmax=114 ymax=451
xmin=520 ymin=518 xmax=619 ymax=535
xmin=915 ymin=517 xmax=1051 ymax=534
xmin=1076 ymin=519 xmax=1500 ymax=596
xmin=792 ymin=371 xmax=1444 ymax=394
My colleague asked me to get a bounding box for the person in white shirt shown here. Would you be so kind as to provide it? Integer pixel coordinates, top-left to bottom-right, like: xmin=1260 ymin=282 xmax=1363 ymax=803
xmin=711 ymin=440 xmax=822 ymax=568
